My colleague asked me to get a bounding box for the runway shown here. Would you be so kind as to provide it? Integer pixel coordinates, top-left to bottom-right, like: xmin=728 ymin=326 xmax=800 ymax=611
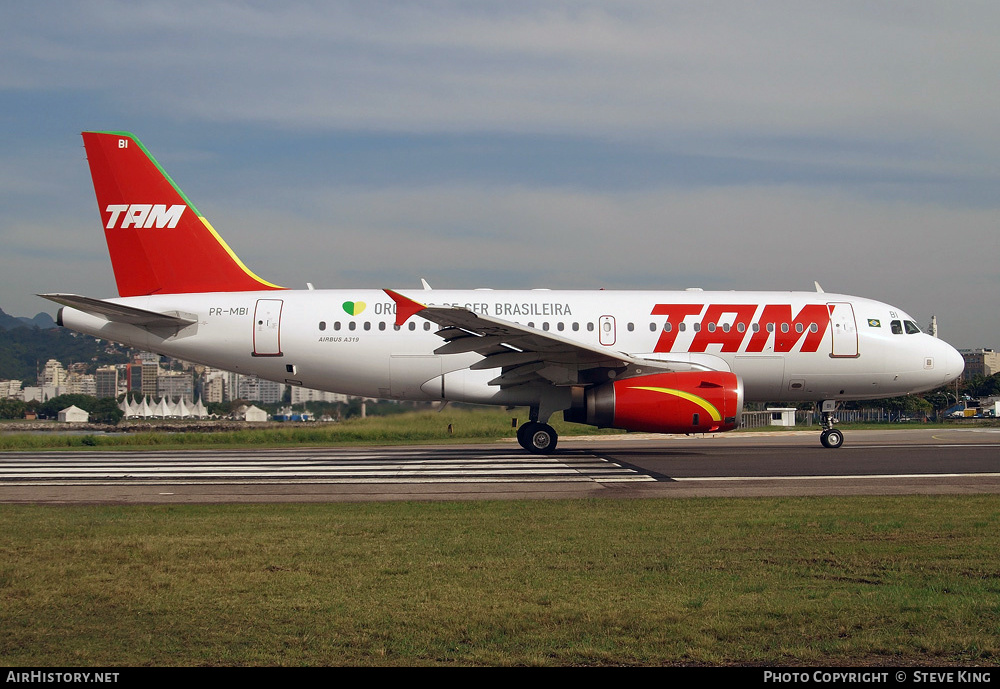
xmin=0 ymin=428 xmax=997 ymax=503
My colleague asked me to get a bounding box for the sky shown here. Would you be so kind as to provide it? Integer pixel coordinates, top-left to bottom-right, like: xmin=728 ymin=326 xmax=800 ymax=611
xmin=1 ymin=1 xmax=997 ymax=349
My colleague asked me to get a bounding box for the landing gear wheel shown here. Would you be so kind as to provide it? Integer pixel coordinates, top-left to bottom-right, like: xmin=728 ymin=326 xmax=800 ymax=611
xmin=517 ymin=422 xmax=558 ymax=454
xmin=516 ymin=423 xmax=533 ymax=449
xmin=820 ymin=428 xmax=844 ymax=449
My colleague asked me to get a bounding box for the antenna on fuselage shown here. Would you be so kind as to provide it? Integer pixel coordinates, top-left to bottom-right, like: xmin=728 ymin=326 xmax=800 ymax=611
xmin=814 ymin=281 xmax=825 ymax=293
xmin=420 ymin=278 xmax=432 ymax=290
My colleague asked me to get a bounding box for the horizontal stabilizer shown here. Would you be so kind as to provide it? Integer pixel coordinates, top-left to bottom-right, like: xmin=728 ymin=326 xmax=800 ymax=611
xmin=39 ymin=293 xmax=197 ymax=330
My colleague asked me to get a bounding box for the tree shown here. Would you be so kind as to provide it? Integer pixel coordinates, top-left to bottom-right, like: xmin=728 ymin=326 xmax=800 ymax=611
xmin=89 ymin=397 xmax=124 ymax=424
xmin=38 ymin=394 xmax=98 ymax=419
xmin=0 ymin=398 xmax=27 ymax=419
xmin=963 ymin=373 xmax=1000 ymax=399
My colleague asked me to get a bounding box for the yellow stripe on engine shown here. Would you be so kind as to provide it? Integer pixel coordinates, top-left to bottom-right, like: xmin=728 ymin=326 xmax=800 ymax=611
xmin=630 ymin=386 xmax=722 ymax=421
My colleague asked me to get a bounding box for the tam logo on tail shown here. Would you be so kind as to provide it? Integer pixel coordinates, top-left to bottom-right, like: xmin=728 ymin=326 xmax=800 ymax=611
xmin=104 ymin=204 xmax=186 ymax=229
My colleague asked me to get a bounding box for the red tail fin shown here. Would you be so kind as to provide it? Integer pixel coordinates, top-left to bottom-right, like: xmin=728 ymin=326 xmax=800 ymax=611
xmin=82 ymin=131 xmax=283 ymax=296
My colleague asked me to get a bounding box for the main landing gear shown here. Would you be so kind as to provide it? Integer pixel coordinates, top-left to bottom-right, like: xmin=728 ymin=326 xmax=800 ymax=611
xmin=819 ymin=400 xmax=844 ymax=449
xmin=517 ymin=422 xmax=558 ymax=454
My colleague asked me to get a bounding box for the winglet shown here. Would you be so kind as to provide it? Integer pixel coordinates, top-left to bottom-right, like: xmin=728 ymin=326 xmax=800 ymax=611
xmin=384 ymin=289 xmax=426 ymax=326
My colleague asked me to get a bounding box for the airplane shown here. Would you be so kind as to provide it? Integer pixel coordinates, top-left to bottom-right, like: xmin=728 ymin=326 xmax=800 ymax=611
xmin=41 ymin=131 xmax=965 ymax=453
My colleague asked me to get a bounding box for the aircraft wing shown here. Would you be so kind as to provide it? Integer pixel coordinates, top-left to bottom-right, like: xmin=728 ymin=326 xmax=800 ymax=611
xmin=39 ymin=293 xmax=198 ymax=333
xmin=385 ymin=289 xmax=712 ymax=388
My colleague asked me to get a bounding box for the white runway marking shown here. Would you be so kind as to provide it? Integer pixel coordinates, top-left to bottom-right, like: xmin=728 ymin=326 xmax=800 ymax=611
xmin=0 ymin=448 xmax=655 ymax=485
xmin=674 ymin=473 xmax=1000 ymax=482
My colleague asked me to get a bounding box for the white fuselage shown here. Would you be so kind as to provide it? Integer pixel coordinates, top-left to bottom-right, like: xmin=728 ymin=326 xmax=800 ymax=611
xmin=59 ymin=288 xmax=965 ymax=407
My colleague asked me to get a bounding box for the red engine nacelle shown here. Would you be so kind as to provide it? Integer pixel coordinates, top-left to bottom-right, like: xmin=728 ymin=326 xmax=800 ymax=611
xmin=566 ymin=371 xmax=744 ymax=434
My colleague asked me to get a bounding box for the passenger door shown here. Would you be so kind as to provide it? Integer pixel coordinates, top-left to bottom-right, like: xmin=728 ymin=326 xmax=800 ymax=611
xmin=252 ymin=299 xmax=283 ymax=357
xmin=828 ymin=302 xmax=859 ymax=358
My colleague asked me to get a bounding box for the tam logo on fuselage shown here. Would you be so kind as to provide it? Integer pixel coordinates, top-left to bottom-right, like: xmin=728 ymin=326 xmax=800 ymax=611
xmin=651 ymin=303 xmax=832 ymax=353
xmin=104 ymin=204 xmax=185 ymax=229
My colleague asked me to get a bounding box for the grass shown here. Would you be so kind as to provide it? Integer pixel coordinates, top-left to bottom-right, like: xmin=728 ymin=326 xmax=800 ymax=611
xmin=1 ymin=496 xmax=998 ymax=666
xmin=0 ymin=408 xmax=622 ymax=451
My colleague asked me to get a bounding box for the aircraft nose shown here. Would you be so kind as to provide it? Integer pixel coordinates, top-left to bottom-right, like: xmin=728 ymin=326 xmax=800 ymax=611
xmin=937 ymin=340 xmax=965 ymax=385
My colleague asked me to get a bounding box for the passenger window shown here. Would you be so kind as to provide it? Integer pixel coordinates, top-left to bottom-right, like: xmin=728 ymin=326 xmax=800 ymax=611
xmin=349 ymin=322 xmax=356 ymax=331
xmin=780 ymin=323 xmax=789 ymax=333
xmin=379 ymin=322 xmax=386 ymax=331
xmin=572 ymin=323 xmax=579 ymax=331
xmin=795 ymin=323 xmax=804 ymax=333
xmin=424 ymin=322 xmax=431 ymax=331
xmin=408 ymin=322 xmax=416 ymax=331
xmin=557 ymin=322 xmax=565 ymax=331
xmin=363 ymin=322 xmax=371 ymax=331
xmin=334 ymin=322 xmax=341 ymax=331
xmin=627 ymin=322 xmax=634 ymax=332
xmin=319 ymin=321 xmax=326 ymax=331
xmin=891 ymin=320 xmax=903 ymax=335
xmin=587 ymin=322 xmax=594 ymax=332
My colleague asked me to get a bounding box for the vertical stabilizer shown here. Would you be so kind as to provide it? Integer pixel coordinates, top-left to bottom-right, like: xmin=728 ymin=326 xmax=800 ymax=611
xmin=82 ymin=131 xmax=283 ymax=296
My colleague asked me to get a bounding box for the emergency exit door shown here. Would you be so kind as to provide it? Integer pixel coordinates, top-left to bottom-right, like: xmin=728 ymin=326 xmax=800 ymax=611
xmin=599 ymin=315 xmax=616 ymax=346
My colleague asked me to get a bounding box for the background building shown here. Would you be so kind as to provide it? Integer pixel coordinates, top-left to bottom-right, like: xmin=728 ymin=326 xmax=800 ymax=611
xmin=1 ymin=380 xmax=23 ymax=399
xmin=290 ymin=386 xmax=349 ymax=405
xmin=65 ymin=372 xmax=96 ymax=396
xmin=961 ymin=349 xmax=1000 ymax=380
xmin=95 ymin=366 xmax=119 ymax=399
xmin=140 ymin=362 xmax=160 ymax=397
xmin=201 ymin=372 xmax=226 ymax=404
xmin=40 ymin=359 xmax=67 ymax=388
xmin=157 ymin=371 xmax=194 ymax=402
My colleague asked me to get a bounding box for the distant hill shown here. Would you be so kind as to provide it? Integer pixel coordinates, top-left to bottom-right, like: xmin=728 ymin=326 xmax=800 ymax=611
xmin=0 ymin=321 xmax=133 ymax=381
xmin=0 ymin=307 xmax=56 ymax=331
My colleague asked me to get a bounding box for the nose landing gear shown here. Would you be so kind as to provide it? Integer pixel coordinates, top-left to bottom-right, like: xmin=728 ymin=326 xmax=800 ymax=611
xmin=820 ymin=427 xmax=844 ymax=448
xmin=819 ymin=400 xmax=844 ymax=448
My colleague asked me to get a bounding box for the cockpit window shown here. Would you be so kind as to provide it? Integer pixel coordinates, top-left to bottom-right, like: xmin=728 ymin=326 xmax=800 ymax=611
xmin=904 ymin=320 xmax=921 ymax=335
xmin=891 ymin=320 xmax=903 ymax=334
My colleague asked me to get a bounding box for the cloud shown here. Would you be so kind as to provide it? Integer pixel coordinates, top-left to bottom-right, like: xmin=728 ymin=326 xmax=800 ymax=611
xmin=4 ymin=2 xmax=1000 ymax=146
xmin=1 ymin=2 xmax=997 ymax=349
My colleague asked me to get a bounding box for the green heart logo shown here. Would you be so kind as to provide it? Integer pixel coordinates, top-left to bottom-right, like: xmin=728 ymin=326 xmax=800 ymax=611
xmin=342 ymin=301 xmax=367 ymax=316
